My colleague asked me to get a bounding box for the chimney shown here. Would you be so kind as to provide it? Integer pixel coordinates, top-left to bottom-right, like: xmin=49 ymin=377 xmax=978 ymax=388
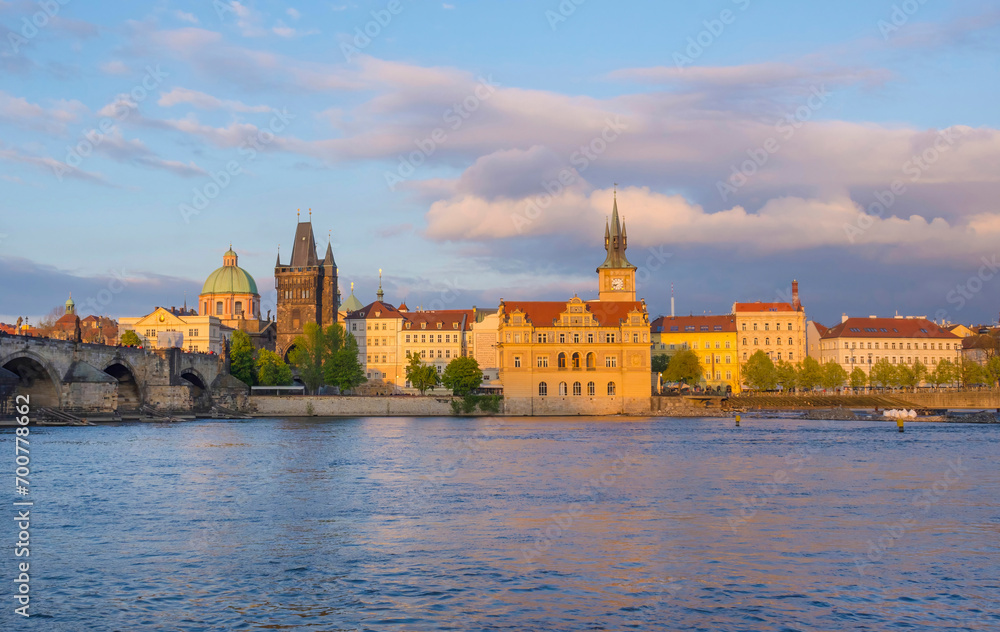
xmin=791 ymin=280 xmax=800 ymax=311
xmin=841 ymin=313 xmax=848 ymax=324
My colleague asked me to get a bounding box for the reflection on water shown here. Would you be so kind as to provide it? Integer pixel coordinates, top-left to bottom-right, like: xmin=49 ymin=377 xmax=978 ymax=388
xmin=2 ymin=417 xmax=998 ymax=631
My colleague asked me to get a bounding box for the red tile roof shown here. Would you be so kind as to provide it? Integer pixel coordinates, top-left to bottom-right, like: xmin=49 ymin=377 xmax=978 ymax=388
xmin=651 ymin=314 xmax=736 ymax=333
xmin=812 ymin=322 xmax=829 ymax=336
xmin=502 ymin=300 xmax=646 ymax=327
xmin=821 ymin=317 xmax=958 ymax=340
xmin=734 ymin=301 xmax=798 ymax=313
xmin=403 ymin=309 xmax=475 ymax=332
xmin=346 ymin=300 xmax=403 ymax=319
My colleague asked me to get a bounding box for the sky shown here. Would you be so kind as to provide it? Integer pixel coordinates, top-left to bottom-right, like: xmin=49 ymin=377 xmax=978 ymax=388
xmin=1 ymin=0 xmax=999 ymax=328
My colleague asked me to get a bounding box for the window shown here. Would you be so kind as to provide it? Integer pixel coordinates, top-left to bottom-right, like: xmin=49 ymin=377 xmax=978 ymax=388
xmin=235 ymin=301 xmax=243 ymax=315
xmin=559 ymin=333 xmax=566 ymax=343
xmin=754 ymin=338 xmax=758 ymax=345
xmin=753 ymin=323 xmax=758 ymax=331
xmin=607 ymin=382 xmax=616 ymax=396
xmin=558 ymin=352 xmax=567 ymax=368
xmin=693 ymin=342 xmax=699 ymax=350
xmin=606 ymin=356 xmax=617 ymax=368
xmin=405 ymin=334 xmax=411 ymax=343
xmin=788 ymin=323 xmax=792 ymax=331
xmin=726 ymin=355 xmax=731 ymax=363
xmin=514 ymin=356 xmax=521 ymax=368
xmin=421 ymin=335 xmax=426 ymax=343
xmin=216 ymin=301 xmax=223 ymax=315
xmin=537 ymin=356 xmax=549 ymax=368
xmin=742 ymin=323 xmax=746 ymax=331
xmin=559 ymin=382 xmax=568 ymax=396
xmin=538 ymin=333 xmax=548 ymax=343
xmin=725 ymin=341 xmax=731 ymax=349
xmin=777 ymin=353 xmax=782 ymax=360
xmin=776 ymin=338 xmax=782 ymax=345
xmin=726 ymin=371 xmax=732 ymax=380
xmin=765 ymin=323 xmax=770 ymax=331
xmin=586 ymin=352 xmax=596 ymax=368
xmin=573 ymin=382 xmax=582 ymax=396
xmin=633 ymin=333 xmax=640 ymax=343
xmin=789 ymin=352 xmax=794 ymax=361
xmin=587 ymin=333 xmax=594 ymax=343
xmin=446 ymin=350 xmax=451 ymax=358
xmin=539 ymin=382 xmax=548 ymax=396
xmin=573 ymin=333 xmax=580 ymax=343
xmin=572 ymin=352 xmax=581 ymax=368
xmin=776 ymin=323 xmax=782 ymax=331
xmin=588 ymin=381 xmax=596 ymax=396
xmin=607 ymin=333 xmax=616 ymax=343
xmin=438 ymin=335 xmax=443 ymax=343
xmin=788 ymin=338 xmax=793 ymax=346
xmin=765 ymin=338 xmax=770 ymax=345
xmin=742 ymin=338 xmax=747 ymax=346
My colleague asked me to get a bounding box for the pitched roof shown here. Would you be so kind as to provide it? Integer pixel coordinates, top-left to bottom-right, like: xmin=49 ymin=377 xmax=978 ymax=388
xmin=289 ymin=221 xmax=319 ymax=267
xmin=403 ymin=309 xmax=474 ymax=331
xmin=962 ymin=334 xmax=999 ymax=350
xmin=651 ymin=314 xmax=736 ymax=333
xmin=597 ymin=197 xmax=636 ymax=271
xmin=821 ymin=317 xmax=958 ymax=340
xmin=346 ymin=300 xmax=402 ymax=319
xmin=733 ymin=301 xmax=799 ymax=313
xmin=502 ymin=300 xmax=646 ymax=327
xmin=811 ymin=321 xmax=829 ymax=336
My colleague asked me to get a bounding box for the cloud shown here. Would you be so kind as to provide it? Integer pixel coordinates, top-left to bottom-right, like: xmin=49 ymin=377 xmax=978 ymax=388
xmin=0 ymin=142 xmax=113 ymax=185
xmin=175 ymin=10 xmax=198 ymax=24
xmin=0 ymin=90 xmax=86 ymax=134
xmin=92 ymin=127 xmax=207 ymax=177
xmin=99 ymin=60 xmax=131 ymax=75
xmin=157 ymin=87 xmax=272 ymax=113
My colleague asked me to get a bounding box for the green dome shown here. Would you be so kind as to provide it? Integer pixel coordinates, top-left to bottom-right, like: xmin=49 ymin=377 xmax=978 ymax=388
xmin=201 ymin=265 xmax=258 ymax=295
xmin=342 ymin=291 xmax=364 ymax=313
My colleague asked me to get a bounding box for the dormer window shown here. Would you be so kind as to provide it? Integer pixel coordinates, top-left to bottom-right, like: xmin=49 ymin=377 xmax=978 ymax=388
xmin=437 ymin=322 xmax=442 ymax=329
xmin=421 ymin=323 xmax=426 ymax=329
xmin=375 ymin=311 xmax=381 ymax=317
xmin=453 ymin=323 xmax=459 ymax=329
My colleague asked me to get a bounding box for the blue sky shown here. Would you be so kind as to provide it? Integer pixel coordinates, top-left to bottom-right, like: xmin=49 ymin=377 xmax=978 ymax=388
xmin=1 ymin=0 xmax=999 ymax=327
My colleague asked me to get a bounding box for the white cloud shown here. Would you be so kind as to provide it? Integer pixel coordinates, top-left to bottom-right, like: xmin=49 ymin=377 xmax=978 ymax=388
xmin=175 ymin=10 xmax=198 ymax=24
xmin=99 ymin=60 xmax=130 ymax=75
xmin=157 ymin=87 xmax=272 ymax=113
xmin=286 ymin=8 xmax=301 ymax=20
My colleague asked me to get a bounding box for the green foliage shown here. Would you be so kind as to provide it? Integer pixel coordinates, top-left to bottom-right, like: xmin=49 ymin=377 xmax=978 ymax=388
xmin=849 ymin=367 xmax=868 ymax=389
xmin=651 ymin=354 xmax=670 ymax=374
xmin=869 ymin=358 xmax=897 ymax=388
xmin=985 ymin=356 xmax=1000 ymax=387
xmin=896 ymin=364 xmax=918 ymax=390
xmin=406 ymin=353 xmax=439 ymax=395
xmin=775 ymin=360 xmax=798 ymax=391
xmin=478 ymin=394 xmax=502 ymax=414
xmin=121 ymin=329 xmax=142 ymax=347
xmin=912 ymin=360 xmax=928 ymax=386
xmin=451 ymin=394 xmax=502 ymax=415
xmin=325 ymin=331 xmax=367 ymax=392
xmin=450 ymin=399 xmax=462 ymax=415
xmin=959 ymin=358 xmax=985 ymax=387
xmin=256 ymin=348 xmax=293 ymax=386
xmin=289 ymin=322 xmax=326 ymax=394
xmin=821 ymin=361 xmax=848 ymax=390
xmin=664 ymin=349 xmax=703 ymax=385
xmin=929 ymin=358 xmax=958 ymax=387
xmin=230 ymin=330 xmax=257 ymax=387
xmin=442 ymin=356 xmax=484 ymax=396
xmin=461 ymin=394 xmax=478 ymax=413
xmin=743 ymin=350 xmax=777 ymax=391
xmin=796 ymin=357 xmax=823 ymax=390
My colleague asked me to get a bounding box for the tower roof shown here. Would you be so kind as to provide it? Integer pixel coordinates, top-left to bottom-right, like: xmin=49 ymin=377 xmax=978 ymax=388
xmin=202 ymin=247 xmax=258 ymax=295
xmin=597 ymin=195 xmax=636 ymax=271
xmin=341 ymin=282 xmax=364 ymax=312
xmin=289 ymin=221 xmax=319 ymax=267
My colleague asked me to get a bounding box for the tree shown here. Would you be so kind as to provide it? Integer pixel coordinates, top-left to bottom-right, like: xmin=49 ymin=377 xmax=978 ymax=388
xmin=442 ymin=356 xmax=484 ymax=396
xmin=743 ymin=350 xmax=777 ymax=391
xmin=985 ymin=356 xmax=1000 ymax=388
xmin=959 ymin=358 xmax=985 ymax=388
xmin=869 ymin=359 xmax=897 ymax=389
xmin=229 ymin=330 xmax=257 ymax=387
xmin=912 ymin=360 xmax=928 ymax=387
xmin=326 ymin=331 xmax=367 ymax=392
xmin=405 ymin=353 xmax=439 ymax=394
xmin=664 ymin=349 xmax=703 ymax=385
xmin=651 ymin=354 xmax=670 ymax=374
xmin=289 ymin=322 xmax=327 ymax=393
xmin=120 ymin=329 xmax=142 ymax=347
xmin=256 ymin=348 xmax=293 ymax=386
xmin=821 ymin=361 xmax=848 ymax=390
xmin=797 ymin=357 xmax=823 ymax=391
xmin=897 ymin=364 xmax=918 ymax=391
xmin=849 ymin=367 xmax=868 ymax=390
xmin=930 ymin=359 xmax=958 ymax=387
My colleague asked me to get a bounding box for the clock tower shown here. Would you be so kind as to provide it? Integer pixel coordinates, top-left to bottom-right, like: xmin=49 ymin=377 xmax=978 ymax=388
xmin=597 ymin=191 xmax=637 ymax=301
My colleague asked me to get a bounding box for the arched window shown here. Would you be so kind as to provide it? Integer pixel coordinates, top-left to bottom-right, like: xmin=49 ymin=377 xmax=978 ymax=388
xmin=538 ymin=382 xmax=547 ymax=396
xmin=742 ymin=338 xmax=747 ymax=346
xmin=607 ymin=382 xmax=616 ymax=396
xmin=765 ymin=337 xmax=770 ymax=345
xmin=753 ymin=338 xmax=758 ymax=345
xmin=776 ymin=337 xmax=781 ymax=345
xmin=788 ymin=337 xmax=793 ymax=345
xmin=586 ymin=352 xmax=596 ymax=368
xmin=235 ymin=301 xmax=243 ymax=316
xmin=557 ymin=352 xmax=567 ymax=368
xmin=559 ymin=382 xmax=568 ymax=396
xmin=571 ymin=352 xmax=581 ymax=368
xmin=573 ymin=381 xmax=582 ymax=396
xmin=216 ymin=301 xmax=223 ymax=315
xmin=587 ymin=381 xmax=595 ymax=396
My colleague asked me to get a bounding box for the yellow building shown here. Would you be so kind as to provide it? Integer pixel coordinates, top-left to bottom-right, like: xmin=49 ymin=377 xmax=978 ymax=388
xmin=497 ymin=197 xmax=651 ymax=415
xmin=199 ymin=246 xmax=276 ymax=351
xmin=118 ymin=307 xmax=225 ymax=354
xmin=734 ymin=281 xmax=807 ymax=366
xmin=651 ymin=315 xmax=741 ymax=393
xmin=947 ymin=324 xmax=975 ymax=338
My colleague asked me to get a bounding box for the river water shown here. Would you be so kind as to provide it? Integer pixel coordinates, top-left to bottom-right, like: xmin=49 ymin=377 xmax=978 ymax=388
xmin=2 ymin=417 xmax=998 ymax=631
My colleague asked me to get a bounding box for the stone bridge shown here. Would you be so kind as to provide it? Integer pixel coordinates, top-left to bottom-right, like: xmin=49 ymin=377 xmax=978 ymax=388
xmin=0 ymin=334 xmax=248 ymax=416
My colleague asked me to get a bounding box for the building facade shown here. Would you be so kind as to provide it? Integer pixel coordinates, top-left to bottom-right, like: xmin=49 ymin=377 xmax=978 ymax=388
xmin=275 ymin=215 xmax=339 ymax=357
xmin=118 ymin=307 xmax=226 ymax=354
xmin=817 ymin=316 xmax=961 ymax=379
xmin=650 ymin=315 xmax=741 ymax=393
xmin=200 ymin=246 xmax=276 ymax=351
xmin=733 ymin=281 xmax=806 ymax=366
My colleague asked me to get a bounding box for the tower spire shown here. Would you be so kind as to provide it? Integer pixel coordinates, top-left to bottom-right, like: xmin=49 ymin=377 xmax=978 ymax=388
xmin=377 ymin=269 xmax=384 ymax=302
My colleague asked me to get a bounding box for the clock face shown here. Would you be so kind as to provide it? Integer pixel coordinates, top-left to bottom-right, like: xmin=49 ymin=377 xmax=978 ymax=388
xmin=611 ymin=278 xmax=624 ymax=290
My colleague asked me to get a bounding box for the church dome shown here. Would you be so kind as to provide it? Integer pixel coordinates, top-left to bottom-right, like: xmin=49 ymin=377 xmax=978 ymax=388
xmin=341 ymin=282 xmax=364 ymax=312
xmin=201 ymin=247 xmax=259 ymax=295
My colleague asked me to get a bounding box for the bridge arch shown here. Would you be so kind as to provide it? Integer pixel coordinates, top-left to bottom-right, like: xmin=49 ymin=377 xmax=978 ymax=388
xmin=102 ymin=360 xmax=143 ymax=411
xmin=0 ymin=351 xmax=63 ymax=408
xmin=179 ymin=367 xmax=211 ymax=411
